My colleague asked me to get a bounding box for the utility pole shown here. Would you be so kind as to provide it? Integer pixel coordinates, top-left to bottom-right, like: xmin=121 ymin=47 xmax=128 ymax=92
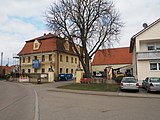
xmin=1 ymin=52 xmax=3 ymax=66
xmin=8 ymin=58 xmax=9 ymax=66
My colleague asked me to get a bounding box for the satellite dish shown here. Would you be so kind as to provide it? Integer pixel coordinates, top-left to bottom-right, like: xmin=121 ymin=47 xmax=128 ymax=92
xmin=143 ymin=23 xmax=148 ymax=28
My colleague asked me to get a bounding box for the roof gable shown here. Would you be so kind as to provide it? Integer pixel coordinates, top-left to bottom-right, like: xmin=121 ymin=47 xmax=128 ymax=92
xmin=130 ymin=18 xmax=160 ymax=53
xmin=92 ymin=47 xmax=132 ymax=65
xmin=131 ymin=18 xmax=160 ymax=39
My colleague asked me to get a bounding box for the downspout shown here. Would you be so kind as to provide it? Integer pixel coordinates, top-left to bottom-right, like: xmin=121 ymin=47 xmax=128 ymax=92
xmin=57 ymin=51 xmax=59 ymax=81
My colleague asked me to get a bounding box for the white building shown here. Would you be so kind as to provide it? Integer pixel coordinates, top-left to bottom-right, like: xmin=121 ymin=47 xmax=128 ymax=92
xmin=130 ymin=18 xmax=160 ymax=85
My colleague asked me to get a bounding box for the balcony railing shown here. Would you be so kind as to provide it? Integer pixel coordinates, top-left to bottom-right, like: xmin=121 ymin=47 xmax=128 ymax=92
xmin=137 ymin=51 xmax=160 ymax=60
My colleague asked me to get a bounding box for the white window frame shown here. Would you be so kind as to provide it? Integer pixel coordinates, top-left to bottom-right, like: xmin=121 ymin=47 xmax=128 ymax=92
xmin=150 ymin=62 xmax=160 ymax=71
xmin=147 ymin=42 xmax=160 ymax=51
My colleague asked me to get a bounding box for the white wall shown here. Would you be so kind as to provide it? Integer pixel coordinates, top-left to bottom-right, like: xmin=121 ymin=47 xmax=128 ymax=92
xmin=92 ymin=64 xmax=131 ymax=73
xmin=132 ymin=45 xmax=138 ymax=79
xmin=134 ymin=21 xmax=160 ymax=85
xmin=137 ymin=60 xmax=160 ymax=85
xmin=136 ymin=22 xmax=160 ymax=52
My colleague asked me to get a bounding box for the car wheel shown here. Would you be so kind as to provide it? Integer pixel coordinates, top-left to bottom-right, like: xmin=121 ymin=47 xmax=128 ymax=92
xmin=147 ymin=87 xmax=150 ymax=93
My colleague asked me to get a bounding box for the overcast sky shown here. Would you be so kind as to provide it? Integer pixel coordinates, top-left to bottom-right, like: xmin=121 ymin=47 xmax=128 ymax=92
xmin=0 ymin=0 xmax=159 ymax=65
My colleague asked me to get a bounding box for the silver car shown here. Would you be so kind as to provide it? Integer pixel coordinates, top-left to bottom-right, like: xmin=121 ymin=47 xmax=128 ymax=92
xmin=142 ymin=77 xmax=160 ymax=92
xmin=120 ymin=77 xmax=139 ymax=92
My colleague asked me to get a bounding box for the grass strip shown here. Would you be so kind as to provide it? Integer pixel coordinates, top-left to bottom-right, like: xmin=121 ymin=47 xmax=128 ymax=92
xmin=57 ymin=83 xmax=119 ymax=92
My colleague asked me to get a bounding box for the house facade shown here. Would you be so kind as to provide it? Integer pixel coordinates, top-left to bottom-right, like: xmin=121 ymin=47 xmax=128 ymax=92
xmin=130 ymin=18 xmax=160 ymax=84
xmin=92 ymin=47 xmax=132 ymax=78
xmin=18 ymin=33 xmax=80 ymax=81
xmin=0 ymin=66 xmax=15 ymax=77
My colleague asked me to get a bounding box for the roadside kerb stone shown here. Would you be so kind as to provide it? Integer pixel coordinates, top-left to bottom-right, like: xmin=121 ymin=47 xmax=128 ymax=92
xmin=49 ymin=88 xmax=160 ymax=99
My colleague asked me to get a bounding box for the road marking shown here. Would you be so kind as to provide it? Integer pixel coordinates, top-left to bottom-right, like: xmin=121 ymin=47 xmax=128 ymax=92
xmin=34 ymin=89 xmax=39 ymax=120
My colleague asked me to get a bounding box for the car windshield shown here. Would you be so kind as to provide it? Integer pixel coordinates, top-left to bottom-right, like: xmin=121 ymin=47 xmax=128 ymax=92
xmin=150 ymin=77 xmax=160 ymax=83
xmin=122 ymin=78 xmax=136 ymax=83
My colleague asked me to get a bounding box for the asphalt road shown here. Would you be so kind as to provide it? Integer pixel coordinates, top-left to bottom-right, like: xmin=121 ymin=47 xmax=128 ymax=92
xmin=1 ymin=81 xmax=160 ymax=120
xmin=34 ymin=82 xmax=160 ymax=120
xmin=0 ymin=81 xmax=35 ymax=120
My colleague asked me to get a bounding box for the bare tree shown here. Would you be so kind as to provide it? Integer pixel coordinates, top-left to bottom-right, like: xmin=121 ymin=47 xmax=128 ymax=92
xmin=45 ymin=0 xmax=123 ymax=77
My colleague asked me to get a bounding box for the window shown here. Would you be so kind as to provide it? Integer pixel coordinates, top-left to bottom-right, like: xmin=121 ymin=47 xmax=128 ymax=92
xmin=150 ymin=63 xmax=158 ymax=70
xmin=75 ymin=58 xmax=77 ymax=64
xmin=60 ymin=55 xmax=63 ymax=62
xmin=71 ymin=57 xmax=73 ymax=63
xmin=49 ymin=54 xmax=52 ymax=61
xmin=147 ymin=43 xmax=160 ymax=51
xmin=156 ymin=43 xmax=160 ymax=50
xmin=28 ymin=69 xmax=30 ymax=73
xmin=71 ymin=69 xmax=73 ymax=74
xmin=28 ymin=57 xmax=30 ymax=63
xmin=159 ymin=63 xmax=160 ymax=70
xmin=34 ymin=69 xmax=37 ymax=73
xmin=34 ymin=56 xmax=37 ymax=60
xmin=64 ymin=41 xmax=69 ymax=51
xmin=42 ymin=68 xmax=45 ymax=73
xmin=42 ymin=55 xmax=45 ymax=62
xmin=66 ymin=56 xmax=68 ymax=62
xmin=148 ymin=45 xmax=155 ymax=51
xmin=66 ymin=68 xmax=68 ymax=73
xmin=60 ymin=68 xmax=63 ymax=73
xmin=22 ymin=57 xmax=25 ymax=63
xmin=33 ymin=40 xmax=41 ymax=50
xmin=147 ymin=44 xmax=155 ymax=51
xmin=35 ymin=43 xmax=38 ymax=49
xmin=22 ymin=69 xmax=25 ymax=73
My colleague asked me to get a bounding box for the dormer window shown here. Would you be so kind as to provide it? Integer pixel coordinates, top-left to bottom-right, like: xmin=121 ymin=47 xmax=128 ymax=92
xmin=64 ymin=41 xmax=69 ymax=51
xmin=33 ymin=40 xmax=41 ymax=50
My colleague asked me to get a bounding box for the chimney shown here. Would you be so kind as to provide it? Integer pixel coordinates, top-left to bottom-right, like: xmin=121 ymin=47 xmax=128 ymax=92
xmin=44 ymin=33 xmax=46 ymax=36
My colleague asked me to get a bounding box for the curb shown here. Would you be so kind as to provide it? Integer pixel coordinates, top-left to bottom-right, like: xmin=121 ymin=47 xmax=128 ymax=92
xmin=48 ymin=88 xmax=160 ymax=99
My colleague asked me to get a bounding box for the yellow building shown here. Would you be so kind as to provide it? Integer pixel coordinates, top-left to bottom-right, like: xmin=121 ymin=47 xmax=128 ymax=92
xmin=18 ymin=33 xmax=80 ymax=81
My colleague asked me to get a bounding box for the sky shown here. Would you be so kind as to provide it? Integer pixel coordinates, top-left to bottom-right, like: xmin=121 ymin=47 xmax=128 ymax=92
xmin=0 ymin=0 xmax=160 ymax=66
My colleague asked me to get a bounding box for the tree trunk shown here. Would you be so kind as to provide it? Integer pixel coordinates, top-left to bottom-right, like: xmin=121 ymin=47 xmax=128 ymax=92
xmin=84 ymin=50 xmax=91 ymax=78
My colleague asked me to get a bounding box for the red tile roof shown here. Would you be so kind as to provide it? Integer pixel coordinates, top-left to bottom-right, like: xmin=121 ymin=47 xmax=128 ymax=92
xmin=92 ymin=47 xmax=132 ymax=65
xmin=18 ymin=33 xmax=76 ymax=55
xmin=0 ymin=66 xmax=15 ymax=74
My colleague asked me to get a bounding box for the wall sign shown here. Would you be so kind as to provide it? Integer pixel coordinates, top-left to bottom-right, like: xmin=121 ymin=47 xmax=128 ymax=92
xmin=32 ymin=59 xmax=40 ymax=69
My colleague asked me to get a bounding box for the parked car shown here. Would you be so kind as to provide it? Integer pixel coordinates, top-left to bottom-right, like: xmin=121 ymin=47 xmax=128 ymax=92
xmin=142 ymin=77 xmax=160 ymax=92
xmin=120 ymin=77 xmax=139 ymax=92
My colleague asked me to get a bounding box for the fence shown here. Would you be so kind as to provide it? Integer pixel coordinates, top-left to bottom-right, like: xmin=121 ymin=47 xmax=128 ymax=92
xmin=19 ymin=73 xmax=48 ymax=83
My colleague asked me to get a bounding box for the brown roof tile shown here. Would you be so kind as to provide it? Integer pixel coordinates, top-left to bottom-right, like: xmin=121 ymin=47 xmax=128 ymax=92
xmin=18 ymin=33 xmax=77 ymax=55
xmin=92 ymin=47 xmax=132 ymax=65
